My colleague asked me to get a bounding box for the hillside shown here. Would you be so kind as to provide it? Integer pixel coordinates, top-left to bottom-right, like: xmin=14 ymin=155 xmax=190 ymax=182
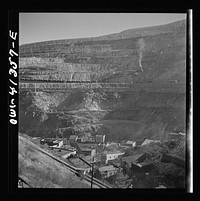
xmin=18 ymin=133 xmax=95 ymax=188
xmin=19 ymin=19 xmax=186 ymax=141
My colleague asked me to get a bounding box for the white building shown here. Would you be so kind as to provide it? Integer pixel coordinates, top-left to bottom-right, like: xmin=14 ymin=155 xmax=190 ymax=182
xmin=102 ymin=150 xmax=124 ymax=164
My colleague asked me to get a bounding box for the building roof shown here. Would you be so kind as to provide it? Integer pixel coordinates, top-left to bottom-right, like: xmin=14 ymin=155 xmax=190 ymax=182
xmin=99 ymin=165 xmax=116 ymax=172
xmin=96 ymin=134 xmax=105 ymax=137
xmin=52 ymin=149 xmax=75 ymax=157
xmin=96 ymin=134 xmax=105 ymax=138
xmin=77 ymin=143 xmax=97 ymax=152
xmin=53 ymin=140 xmax=63 ymax=143
xmin=95 ymin=145 xmax=104 ymax=153
xmin=132 ymin=160 xmax=153 ymax=168
xmin=61 ymin=150 xmax=76 ymax=157
xmin=69 ymin=135 xmax=78 ymax=140
xmin=135 ymin=138 xmax=146 ymax=146
xmin=41 ymin=138 xmax=55 ymax=143
xmin=155 ymin=185 xmax=167 ymax=189
xmin=119 ymin=145 xmax=130 ymax=150
xmin=69 ymin=158 xmax=91 ymax=169
xmin=81 ymin=136 xmax=89 ymax=139
xmin=115 ymin=172 xmax=129 ymax=180
xmin=106 ymin=142 xmax=119 ymax=146
xmin=63 ymin=144 xmax=76 ymax=150
xmin=103 ymin=150 xmax=124 ymax=155
xmin=142 ymin=139 xmax=159 ymax=146
xmin=137 ymin=161 xmax=153 ymax=167
xmin=126 ymin=141 xmax=134 ymax=144
xmin=94 ymin=153 xmax=104 ymax=161
xmin=121 ymin=154 xmax=144 ymax=166
xmin=108 ymin=158 xmax=121 ymax=167
xmin=81 ymin=155 xmax=95 ymax=163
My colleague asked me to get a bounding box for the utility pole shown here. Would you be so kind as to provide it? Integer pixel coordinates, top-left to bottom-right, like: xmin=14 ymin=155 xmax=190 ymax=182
xmin=90 ymin=156 xmax=95 ymax=188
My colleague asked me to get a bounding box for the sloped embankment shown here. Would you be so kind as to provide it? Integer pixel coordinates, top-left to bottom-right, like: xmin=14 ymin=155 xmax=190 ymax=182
xmin=18 ymin=134 xmax=93 ymax=188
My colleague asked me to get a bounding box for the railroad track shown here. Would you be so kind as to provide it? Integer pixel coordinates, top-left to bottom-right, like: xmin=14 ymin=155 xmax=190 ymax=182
xmin=18 ymin=176 xmax=33 ymax=188
xmin=27 ymin=140 xmax=112 ymax=188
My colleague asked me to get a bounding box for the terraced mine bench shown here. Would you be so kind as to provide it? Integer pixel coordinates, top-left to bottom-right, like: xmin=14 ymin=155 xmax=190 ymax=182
xmin=19 ymin=82 xmax=186 ymax=93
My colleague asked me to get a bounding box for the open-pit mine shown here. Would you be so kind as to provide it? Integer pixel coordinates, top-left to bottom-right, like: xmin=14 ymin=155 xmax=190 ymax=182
xmin=19 ymin=19 xmax=186 ymax=142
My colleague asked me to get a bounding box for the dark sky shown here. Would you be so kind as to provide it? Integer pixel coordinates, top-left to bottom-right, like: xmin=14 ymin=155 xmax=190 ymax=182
xmin=19 ymin=13 xmax=186 ymax=45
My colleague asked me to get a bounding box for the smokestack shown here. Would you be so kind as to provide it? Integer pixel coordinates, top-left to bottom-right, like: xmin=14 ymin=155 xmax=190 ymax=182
xmin=137 ymin=38 xmax=145 ymax=72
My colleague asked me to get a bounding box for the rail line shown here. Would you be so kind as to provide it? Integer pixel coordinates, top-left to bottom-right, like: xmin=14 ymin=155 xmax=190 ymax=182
xmin=25 ymin=138 xmax=112 ymax=188
xmin=18 ymin=176 xmax=33 ymax=188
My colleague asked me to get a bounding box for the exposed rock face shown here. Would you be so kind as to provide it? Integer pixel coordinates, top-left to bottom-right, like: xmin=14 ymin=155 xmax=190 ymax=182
xmin=19 ymin=20 xmax=186 ymax=141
